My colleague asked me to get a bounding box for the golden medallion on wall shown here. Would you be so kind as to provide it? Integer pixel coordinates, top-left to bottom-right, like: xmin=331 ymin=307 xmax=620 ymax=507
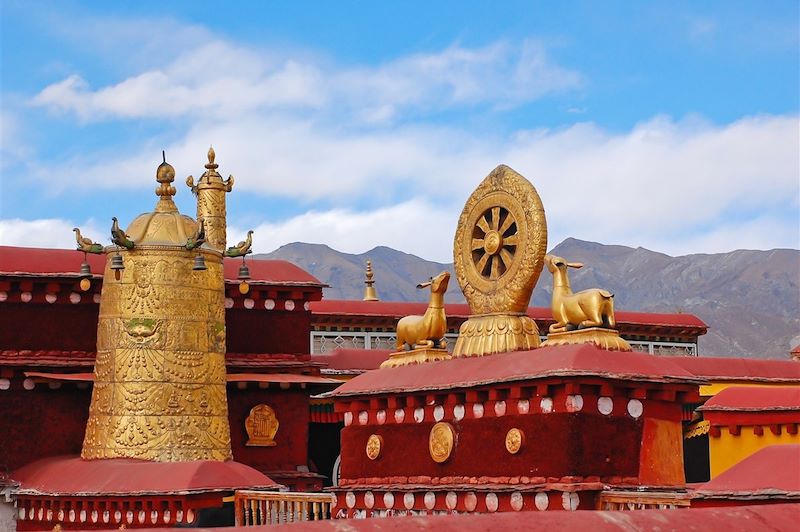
xmin=429 ymin=422 xmax=455 ymax=463
xmin=245 ymin=404 xmax=279 ymax=446
xmin=505 ymin=428 xmax=525 ymax=454
xmin=366 ymin=434 xmax=384 ymax=460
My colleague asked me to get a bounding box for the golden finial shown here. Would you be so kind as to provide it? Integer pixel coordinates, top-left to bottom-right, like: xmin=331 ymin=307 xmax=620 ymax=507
xmin=205 ymin=145 xmax=219 ymax=170
xmin=363 ymin=260 xmax=379 ymax=301
xmin=155 ymin=151 xmax=177 ymax=201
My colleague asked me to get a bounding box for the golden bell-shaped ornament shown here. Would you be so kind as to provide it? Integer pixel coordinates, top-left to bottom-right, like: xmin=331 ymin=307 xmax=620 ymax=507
xmin=193 ymin=254 xmax=207 ymax=271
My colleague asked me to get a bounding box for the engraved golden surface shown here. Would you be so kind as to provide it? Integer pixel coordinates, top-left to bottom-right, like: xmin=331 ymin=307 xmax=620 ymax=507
xmin=541 ymin=327 xmax=632 ymax=351
xmin=452 ymin=165 xmax=547 ymax=357
xmin=365 ymin=434 xmax=383 ymax=460
xmin=186 ymin=147 xmax=234 ymax=253
xmin=245 ymin=404 xmax=279 ymax=447
xmin=505 ymin=428 xmax=525 ymax=454
xmin=82 ymin=154 xmax=232 ymax=461
xmin=385 ymin=271 xmax=452 ymax=367
xmin=429 ymin=422 xmax=455 ymax=463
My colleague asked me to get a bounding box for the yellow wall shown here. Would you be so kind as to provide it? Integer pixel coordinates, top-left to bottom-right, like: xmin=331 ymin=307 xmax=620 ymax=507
xmin=700 ymin=381 xmax=798 ymax=398
xmin=708 ymin=426 xmax=800 ymax=477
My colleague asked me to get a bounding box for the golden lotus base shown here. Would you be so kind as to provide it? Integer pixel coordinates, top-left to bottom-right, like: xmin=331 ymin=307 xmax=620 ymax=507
xmin=452 ymin=314 xmax=540 ymax=358
xmin=380 ymin=348 xmax=451 ymax=368
xmin=541 ymin=327 xmax=632 ymax=351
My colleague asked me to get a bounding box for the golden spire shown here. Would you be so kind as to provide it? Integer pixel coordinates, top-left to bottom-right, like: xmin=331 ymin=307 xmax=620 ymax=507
xmin=186 ymin=146 xmax=234 ymax=253
xmin=363 ymin=260 xmax=379 ymax=301
xmin=154 ymin=151 xmax=177 ymax=212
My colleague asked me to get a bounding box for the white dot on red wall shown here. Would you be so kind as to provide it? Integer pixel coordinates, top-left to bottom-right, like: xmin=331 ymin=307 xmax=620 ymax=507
xmin=597 ymin=397 xmax=614 ymax=415
xmin=343 ymin=412 xmax=353 ymax=426
xmin=284 ymin=300 xmax=295 ymax=311
xmin=376 ymin=410 xmax=386 ymax=425
xmin=264 ymin=299 xmax=275 ymax=310
xmin=364 ymin=491 xmax=375 ymax=509
xmin=0 ymin=378 xmax=10 ymax=390
xmin=453 ymin=404 xmax=465 ymax=421
xmin=345 ymin=492 xmax=356 ymax=508
xmin=540 ymin=397 xmax=553 ymax=413
xmin=464 ymin=492 xmax=477 ymax=512
xmin=433 ymin=405 xmax=444 ymax=421
xmin=20 ymin=292 xmax=32 ymax=303
xmin=0 ymin=291 xmax=7 ymax=302
xmin=93 ymin=293 xmax=101 ymax=304
xmin=69 ymin=292 xmax=81 ymax=304
xmin=394 ymin=409 xmax=405 ymax=423
xmin=424 ymin=492 xmax=436 ymax=510
xmin=472 ymin=403 xmax=484 ymax=418
xmin=517 ymin=399 xmax=530 ymax=414
xmin=403 ymin=493 xmax=415 ymax=509
xmin=23 ymin=378 xmax=35 ymax=390
xmin=510 ymin=492 xmax=524 ymax=511
xmin=304 ymin=301 xmax=310 ymax=311
xmin=383 ymin=492 xmax=394 ymax=509
xmin=224 ymin=298 xmax=234 ymax=309
xmin=445 ymin=492 xmax=458 ymax=510
xmin=534 ymin=492 xmax=549 ymax=511
xmin=562 ymin=492 xmax=580 ymax=511
xmin=627 ymin=399 xmax=643 ymax=419
xmin=494 ymin=400 xmax=507 ymax=416
xmin=485 ymin=493 xmax=498 ymax=512
xmin=358 ymin=411 xmax=368 ymax=425
xmin=45 ymin=293 xmax=57 ymax=304
xmin=243 ymin=298 xmax=255 ymax=309
xmin=566 ymin=395 xmax=583 ymax=412
xmin=414 ymin=408 xmax=424 ymax=423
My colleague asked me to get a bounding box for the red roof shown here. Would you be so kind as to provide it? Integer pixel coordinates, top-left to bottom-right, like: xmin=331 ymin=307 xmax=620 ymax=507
xmin=310 ymin=300 xmax=707 ymax=329
xmin=0 ymin=246 xmax=323 ymax=287
xmin=314 ymin=349 xmax=393 ymax=371
xmin=327 ymin=343 xmax=703 ymax=398
xmin=700 ymin=387 xmax=800 ymax=412
xmin=250 ymin=504 xmax=800 ymax=531
xmin=669 ymin=357 xmax=800 ymax=383
xmin=693 ymin=445 xmax=800 ymax=498
xmin=12 ymin=456 xmax=278 ymax=495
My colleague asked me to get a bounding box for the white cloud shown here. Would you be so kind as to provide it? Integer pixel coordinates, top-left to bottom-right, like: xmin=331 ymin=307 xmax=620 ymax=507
xmin=32 ymin=39 xmax=580 ymax=122
xmin=0 ymin=218 xmax=106 ymax=249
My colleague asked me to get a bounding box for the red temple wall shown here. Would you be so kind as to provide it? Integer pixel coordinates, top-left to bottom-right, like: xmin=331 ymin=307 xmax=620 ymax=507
xmin=226 ymin=385 xmax=310 ymax=472
xmin=225 ymin=309 xmax=311 ymax=354
xmin=0 ymin=379 xmax=90 ymax=472
xmin=0 ymin=304 xmax=98 ymax=351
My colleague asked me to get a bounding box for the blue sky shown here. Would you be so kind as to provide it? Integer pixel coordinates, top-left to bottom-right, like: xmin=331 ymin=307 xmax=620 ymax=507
xmin=1 ymin=1 xmax=798 ymax=262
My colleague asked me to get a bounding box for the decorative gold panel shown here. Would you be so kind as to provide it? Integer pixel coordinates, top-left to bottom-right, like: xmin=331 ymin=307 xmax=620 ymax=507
xmin=429 ymin=422 xmax=455 ymax=463
xmin=452 ymin=165 xmax=547 ymax=357
xmin=245 ymin=404 xmax=279 ymax=447
xmin=505 ymin=428 xmax=525 ymax=454
xmin=365 ymin=434 xmax=383 ymax=460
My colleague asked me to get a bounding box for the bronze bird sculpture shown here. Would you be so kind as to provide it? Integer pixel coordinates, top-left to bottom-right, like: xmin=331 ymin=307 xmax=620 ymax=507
xmin=73 ymin=227 xmax=104 ymax=254
xmin=224 ymin=230 xmax=253 ymax=257
xmin=110 ymin=217 xmax=135 ymax=249
xmin=185 ymin=217 xmax=207 ymax=250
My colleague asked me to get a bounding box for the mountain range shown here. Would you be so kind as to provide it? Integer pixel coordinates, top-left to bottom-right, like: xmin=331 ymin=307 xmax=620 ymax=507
xmin=256 ymin=238 xmax=800 ymax=359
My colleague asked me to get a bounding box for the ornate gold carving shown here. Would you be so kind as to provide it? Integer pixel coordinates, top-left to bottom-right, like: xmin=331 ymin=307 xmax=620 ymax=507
xmin=245 ymin=404 xmax=279 ymax=447
xmin=384 ymin=271 xmax=452 ymax=367
xmin=542 ymin=327 xmax=632 ymax=351
xmin=505 ymin=428 xmax=525 ymax=454
xmin=362 ymin=260 xmax=379 ymax=301
xmin=429 ymin=422 xmax=455 ymax=463
xmin=186 ymin=147 xmax=234 ymax=253
xmin=453 ymin=165 xmax=547 ymax=357
xmin=81 ymin=154 xmax=233 ymax=462
xmin=365 ymin=434 xmax=383 ymax=460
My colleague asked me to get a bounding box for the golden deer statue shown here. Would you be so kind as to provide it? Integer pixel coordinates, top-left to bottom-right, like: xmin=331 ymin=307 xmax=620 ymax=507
xmin=544 ymin=255 xmax=615 ymax=333
xmin=396 ymin=271 xmax=450 ymax=350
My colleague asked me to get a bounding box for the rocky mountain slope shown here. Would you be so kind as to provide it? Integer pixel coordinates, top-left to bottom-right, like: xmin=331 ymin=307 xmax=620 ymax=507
xmin=256 ymin=239 xmax=799 ymax=359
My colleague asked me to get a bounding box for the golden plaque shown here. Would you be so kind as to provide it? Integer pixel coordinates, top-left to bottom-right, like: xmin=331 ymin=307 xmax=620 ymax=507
xmin=505 ymin=428 xmax=525 ymax=454
xmin=245 ymin=404 xmax=279 ymax=447
xmin=429 ymin=422 xmax=456 ymax=463
xmin=452 ymin=165 xmax=547 ymax=357
xmin=366 ymin=434 xmax=383 ymax=460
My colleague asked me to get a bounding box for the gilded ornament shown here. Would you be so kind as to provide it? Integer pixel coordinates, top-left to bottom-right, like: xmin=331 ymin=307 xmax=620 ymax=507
xmin=452 ymin=165 xmax=547 ymax=357
xmin=429 ymin=422 xmax=455 ymax=463
xmin=505 ymin=428 xmax=525 ymax=454
xmin=365 ymin=434 xmax=383 ymax=460
xmin=540 ymin=254 xmax=631 ymax=351
xmin=186 ymin=146 xmax=235 ymax=253
xmin=382 ymin=271 xmax=452 ymax=368
xmin=245 ymin=404 xmax=279 ymax=447
xmin=73 ymin=228 xmax=103 ymax=254
xmin=81 ymin=153 xmax=233 ymax=462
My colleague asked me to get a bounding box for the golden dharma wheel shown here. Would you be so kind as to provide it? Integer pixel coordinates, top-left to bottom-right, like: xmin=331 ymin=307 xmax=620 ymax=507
xmin=454 ymin=165 xmax=547 ymax=314
xmin=429 ymin=422 xmax=455 ymax=463
xmin=366 ymin=434 xmax=383 ymax=460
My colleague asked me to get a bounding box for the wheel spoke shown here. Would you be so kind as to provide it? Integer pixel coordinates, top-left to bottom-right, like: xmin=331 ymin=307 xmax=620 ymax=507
xmin=491 ymin=207 xmax=501 ymax=230
xmin=504 ymin=234 xmax=519 ymax=246
xmin=499 ymin=214 xmax=514 ymax=235
xmin=475 ymin=252 xmax=490 ymax=274
xmin=500 ymin=248 xmax=514 ymax=268
xmin=471 ymin=238 xmax=485 ymax=251
xmin=490 ymin=255 xmax=500 ymax=279
xmin=476 ymin=215 xmax=491 ymax=234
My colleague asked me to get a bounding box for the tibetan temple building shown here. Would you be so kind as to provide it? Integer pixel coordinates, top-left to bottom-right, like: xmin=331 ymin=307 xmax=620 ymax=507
xmin=0 ymin=156 xmax=798 ymax=530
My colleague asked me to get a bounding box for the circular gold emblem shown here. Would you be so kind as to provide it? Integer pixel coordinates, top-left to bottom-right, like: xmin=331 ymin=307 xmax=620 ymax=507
xmin=453 ymin=165 xmax=547 ymax=314
xmin=505 ymin=428 xmax=525 ymax=454
xmin=429 ymin=422 xmax=455 ymax=463
xmin=366 ymin=434 xmax=383 ymax=460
